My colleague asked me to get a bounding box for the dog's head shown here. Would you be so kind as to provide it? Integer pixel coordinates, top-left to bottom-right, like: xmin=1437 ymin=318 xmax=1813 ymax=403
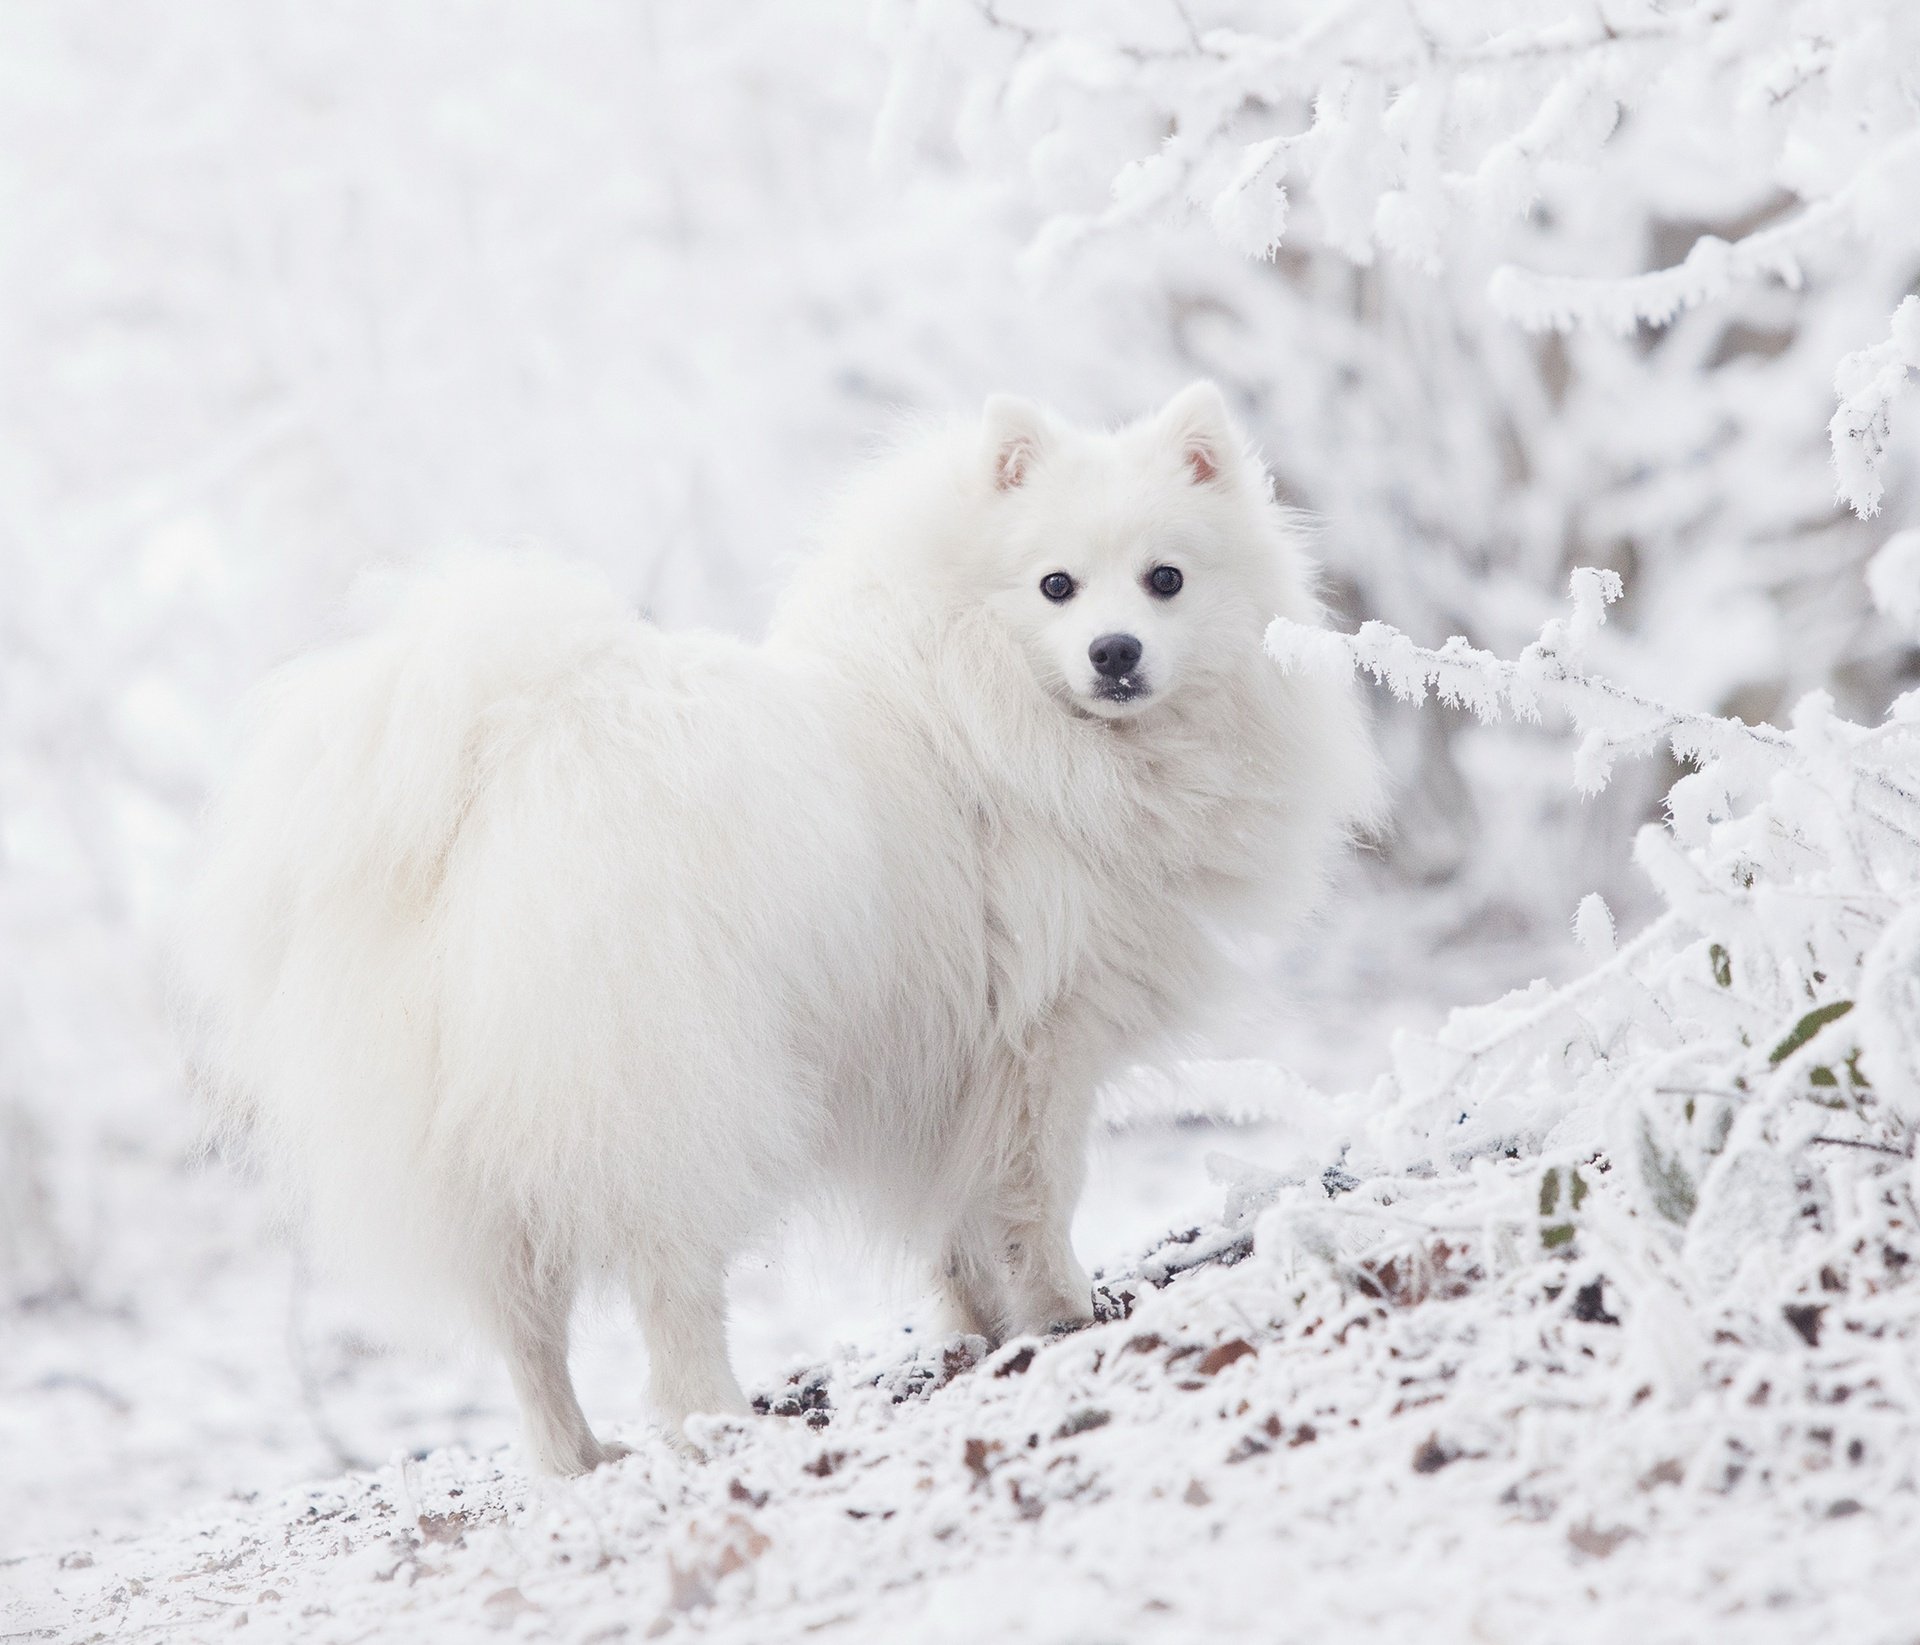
xmin=977 ymin=382 xmax=1291 ymax=722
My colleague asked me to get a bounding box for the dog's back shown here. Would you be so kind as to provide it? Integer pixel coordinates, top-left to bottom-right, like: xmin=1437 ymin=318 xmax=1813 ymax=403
xmin=174 ymin=557 xmax=931 ymax=1336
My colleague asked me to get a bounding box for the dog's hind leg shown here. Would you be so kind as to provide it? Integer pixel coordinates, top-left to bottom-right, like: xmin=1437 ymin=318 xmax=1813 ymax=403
xmin=631 ymin=1248 xmax=749 ymax=1447
xmin=490 ymin=1239 xmax=627 ymax=1476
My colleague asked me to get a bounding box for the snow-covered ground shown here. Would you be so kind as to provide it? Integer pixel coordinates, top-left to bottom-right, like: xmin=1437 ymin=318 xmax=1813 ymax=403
xmin=2 ymin=1102 xmax=1297 ymax=1558
xmin=6 ymin=3 xmax=1920 ymax=1640
xmin=13 ymin=1085 xmax=1920 ymax=1643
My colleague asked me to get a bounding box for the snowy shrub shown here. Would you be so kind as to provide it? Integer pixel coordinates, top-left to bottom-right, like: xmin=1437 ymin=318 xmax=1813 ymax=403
xmin=1262 ymin=546 xmax=1919 ymax=1394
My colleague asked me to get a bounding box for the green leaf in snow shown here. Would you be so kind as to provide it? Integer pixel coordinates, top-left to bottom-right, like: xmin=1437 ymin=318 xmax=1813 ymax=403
xmin=1768 ymin=1000 xmax=1853 ymax=1065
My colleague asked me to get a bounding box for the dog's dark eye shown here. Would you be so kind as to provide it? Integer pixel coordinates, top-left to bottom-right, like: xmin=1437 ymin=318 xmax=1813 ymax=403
xmin=1148 ymin=565 xmax=1183 ymax=597
xmin=1040 ymin=572 xmax=1076 ymax=602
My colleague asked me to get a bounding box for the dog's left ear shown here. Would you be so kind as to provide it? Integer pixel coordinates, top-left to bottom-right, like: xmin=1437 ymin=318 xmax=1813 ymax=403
xmin=983 ymin=394 xmax=1049 ymax=492
xmin=1156 ymin=380 xmax=1238 ymax=486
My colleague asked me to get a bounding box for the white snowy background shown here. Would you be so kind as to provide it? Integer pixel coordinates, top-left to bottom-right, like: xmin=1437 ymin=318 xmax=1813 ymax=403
xmin=5 ymin=2 xmax=1920 ymax=1640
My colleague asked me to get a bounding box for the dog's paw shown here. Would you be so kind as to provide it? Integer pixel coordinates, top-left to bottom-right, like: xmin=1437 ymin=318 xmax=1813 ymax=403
xmin=591 ymin=1439 xmax=635 ymax=1469
xmin=1005 ymin=1297 xmax=1093 ymax=1339
xmin=535 ymin=1432 xmax=632 ymax=1477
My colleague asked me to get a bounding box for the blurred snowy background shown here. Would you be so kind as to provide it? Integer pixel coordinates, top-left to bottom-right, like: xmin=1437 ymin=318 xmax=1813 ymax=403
xmin=4 ymin=0 xmax=1918 ymax=1591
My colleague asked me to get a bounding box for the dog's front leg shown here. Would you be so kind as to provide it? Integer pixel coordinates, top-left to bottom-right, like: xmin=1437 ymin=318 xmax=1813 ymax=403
xmin=998 ymin=1077 xmax=1097 ymax=1338
xmin=935 ymin=1216 xmax=1009 ymax=1345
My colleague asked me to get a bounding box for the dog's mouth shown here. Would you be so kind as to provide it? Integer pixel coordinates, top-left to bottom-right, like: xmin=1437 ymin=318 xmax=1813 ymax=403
xmin=1086 ymin=674 xmax=1152 ymax=712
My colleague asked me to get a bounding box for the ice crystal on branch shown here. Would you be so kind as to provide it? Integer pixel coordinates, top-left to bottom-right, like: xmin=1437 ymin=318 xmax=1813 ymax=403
xmin=1832 ymin=296 xmax=1920 ymax=518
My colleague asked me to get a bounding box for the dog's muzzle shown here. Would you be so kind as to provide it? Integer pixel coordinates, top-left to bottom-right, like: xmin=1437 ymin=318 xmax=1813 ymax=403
xmin=1088 ymin=633 xmax=1149 ymax=701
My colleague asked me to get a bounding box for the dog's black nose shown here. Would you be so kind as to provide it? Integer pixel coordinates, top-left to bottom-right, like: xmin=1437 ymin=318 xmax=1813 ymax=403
xmin=1088 ymin=633 xmax=1143 ymax=679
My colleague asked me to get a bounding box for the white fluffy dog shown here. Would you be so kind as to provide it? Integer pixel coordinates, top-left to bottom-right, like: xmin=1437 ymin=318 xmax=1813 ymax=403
xmin=175 ymin=384 xmax=1379 ymax=1474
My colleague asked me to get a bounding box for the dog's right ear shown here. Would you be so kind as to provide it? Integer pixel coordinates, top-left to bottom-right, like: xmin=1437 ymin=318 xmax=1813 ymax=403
xmin=1156 ymin=380 xmax=1239 ymax=487
xmin=983 ymin=395 xmax=1048 ymax=491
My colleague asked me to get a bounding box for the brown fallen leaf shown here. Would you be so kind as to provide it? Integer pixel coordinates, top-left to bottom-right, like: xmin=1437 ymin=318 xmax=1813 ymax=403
xmin=963 ymin=1437 xmax=1001 ymax=1485
xmin=484 ymin=1585 xmax=538 ymax=1621
xmin=415 ymin=1511 xmax=470 ymax=1546
xmin=1784 ymin=1303 xmax=1824 ymax=1347
xmin=994 ymin=1345 xmax=1037 ymax=1378
xmin=1195 ymin=1339 xmax=1256 ymax=1376
xmin=1053 ymin=1408 xmax=1111 ymax=1440
xmin=713 ymin=1517 xmax=770 ymax=1579
xmin=1567 ymin=1520 xmax=1637 ymax=1559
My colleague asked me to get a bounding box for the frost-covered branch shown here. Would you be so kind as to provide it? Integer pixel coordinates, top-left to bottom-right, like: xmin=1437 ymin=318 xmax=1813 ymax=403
xmin=1273 ymin=568 xmax=1920 ymax=1257
xmin=1271 ymin=567 xmax=1793 ymax=794
xmin=1831 ymin=296 xmax=1920 ymax=518
xmin=1487 ymin=203 xmax=1838 ymax=337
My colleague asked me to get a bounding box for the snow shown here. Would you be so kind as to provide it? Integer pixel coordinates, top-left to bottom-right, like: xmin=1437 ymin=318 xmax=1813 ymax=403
xmin=11 ymin=1108 xmax=1920 ymax=1641
xmin=5 ymin=2 xmax=1920 ymax=1641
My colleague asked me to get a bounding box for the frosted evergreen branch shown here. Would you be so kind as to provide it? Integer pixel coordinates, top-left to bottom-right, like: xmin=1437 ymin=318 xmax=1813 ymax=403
xmin=1274 ymin=559 xmax=1919 ymax=1164
xmin=1492 ymin=128 xmax=1920 ymax=336
xmin=1268 ymin=567 xmax=1790 ymax=796
xmin=1455 ymin=16 xmax=1696 ymax=66
xmin=1830 ymin=297 xmax=1920 ymax=518
xmin=1488 ymin=197 xmax=1846 ymax=336
xmin=1443 ymin=911 xmax=1679 ymax=1067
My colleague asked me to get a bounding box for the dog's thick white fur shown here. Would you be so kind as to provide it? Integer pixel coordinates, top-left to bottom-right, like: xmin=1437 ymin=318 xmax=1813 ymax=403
xmin=174 ymin=384 xmax=1380 ymax=1475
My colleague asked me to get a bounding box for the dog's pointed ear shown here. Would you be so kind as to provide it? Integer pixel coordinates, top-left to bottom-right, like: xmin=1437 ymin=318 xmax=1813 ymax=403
xmin=983 ymin=394 xmax=1048 ymax=492
xmin=1157 ymin=380 xmax=1238 ymax=486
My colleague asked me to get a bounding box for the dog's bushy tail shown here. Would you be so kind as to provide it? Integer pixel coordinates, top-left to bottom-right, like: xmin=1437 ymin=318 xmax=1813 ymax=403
xmin=170 ymin=554 xmax=635 ymax=1328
